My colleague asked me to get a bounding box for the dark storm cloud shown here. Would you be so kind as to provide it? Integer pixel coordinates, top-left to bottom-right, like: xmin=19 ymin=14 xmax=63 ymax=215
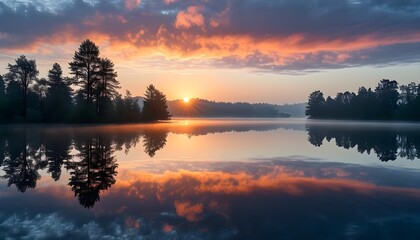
xmin=1 ymin=0 xmax=420 ymax=71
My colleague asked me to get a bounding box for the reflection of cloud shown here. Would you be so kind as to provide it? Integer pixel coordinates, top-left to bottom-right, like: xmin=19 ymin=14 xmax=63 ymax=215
xmin=114 ymin=168 xmax=420 ymax=199
xmin=0 ymin=213 xmax=183 ymax=239
xmin=175 ymin=201 xmax=204 ymax=222
xmin=2 ymin=159 xmax=420 ymax=238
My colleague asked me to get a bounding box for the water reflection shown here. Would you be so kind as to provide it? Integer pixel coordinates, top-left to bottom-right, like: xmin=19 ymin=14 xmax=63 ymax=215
xmin=67 ymin=135 xmax=118 ymax=208
xmin=0 ymin=127 xmax=150 ymax=207
xmin=0 ymin=121 xmax=288 ymax=207
xmin=142 ymin=128 xmax=168 ymax=157
xmin=2 ymin=129 xmax=41 ymax=192
xmin=306 ymin=122 xmax=420 ymax=161
xmin=1 ymin=120 xmax=420 ymax=238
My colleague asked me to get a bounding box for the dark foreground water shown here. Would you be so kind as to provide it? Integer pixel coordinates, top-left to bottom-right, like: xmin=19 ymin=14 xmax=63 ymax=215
xmin=1 ymin=119 xmax=420 ymax=239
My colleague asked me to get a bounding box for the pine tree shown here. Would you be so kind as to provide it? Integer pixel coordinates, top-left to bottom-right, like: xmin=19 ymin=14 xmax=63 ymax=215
xmin=69 ymin=39 xmax=100 ymax=104
xmin=142 ymin=84 xmax=171 ymax=121
xmin=95 ymin=58 xmax=119 ymax=116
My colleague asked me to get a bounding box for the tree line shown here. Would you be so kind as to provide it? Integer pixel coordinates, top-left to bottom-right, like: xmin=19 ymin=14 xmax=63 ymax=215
xmin=0 ymin=39 xmax=170 ymax=123
xmin=168 ymin=98 xmax=291 ymax=118
xmin=306 ymin=79 xmax=420 ymax=120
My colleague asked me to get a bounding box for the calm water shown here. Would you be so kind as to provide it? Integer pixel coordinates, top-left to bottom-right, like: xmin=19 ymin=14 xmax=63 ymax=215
xmin=1 ymin=119 xmax=420 ymax=239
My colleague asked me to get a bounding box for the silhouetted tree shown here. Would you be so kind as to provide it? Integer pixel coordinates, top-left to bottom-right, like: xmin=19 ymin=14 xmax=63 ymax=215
xmin=45 ymin=63 xmax=73 ymax=122
xmin=351 ymin=87 xmax=377 ymax=119
xmin=7 ymin=55 xmax=39 ymax=119
xmin=69 ymin=39 xmax=100 ymax=105
xmin=32 ymin=78 xmax=48 ymax=121
xmin=142 ymin=84 xmax=171 ymax=121
xmin=306 ymin=90 xmax=325 ymax=119
xmin=95 ymin=58 xmax=120 ymax=117
xmin=5 ymin=75 xmax=24 ymax=121
xmin=0 ymin=75 xmax=6 ymax=122
xmin=113 ymin=91 xmax=141 ymax=122
xmin=375 ymin=79 xmax=399 ymax=119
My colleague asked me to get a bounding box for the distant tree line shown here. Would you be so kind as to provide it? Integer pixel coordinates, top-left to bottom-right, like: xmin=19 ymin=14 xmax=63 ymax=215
xmin=0 ymin=39 xmax=170 ymax=123
xmin=168 ymin=98 xmax=290 ymax=118
xmin=306 ymin=79 xmax=420 ymax=120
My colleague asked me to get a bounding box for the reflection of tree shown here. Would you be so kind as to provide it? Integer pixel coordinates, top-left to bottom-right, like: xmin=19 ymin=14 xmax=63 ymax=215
xmin=306 ymin=125 xmax=420 ymax=161
xmin=43 ymin=134 xmax=72 ymax=181
xmin=1 ymin=130 xmax=41 ymax=192
xmin=67 ymin=135 xmax=118 ymax=208
xmin=142 ymin=130 xmax=168 ymax=157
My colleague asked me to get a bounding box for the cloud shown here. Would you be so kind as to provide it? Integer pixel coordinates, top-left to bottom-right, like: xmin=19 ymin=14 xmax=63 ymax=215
xmin=174 ymin=201 xmax=204 ymax=222
xmin=175 ymin=6 xmax=205 ymax=29
xmin=124 ymin=0 xmax=141 ymax=11
xmin=1 ymin=0 xmax=420 ymax=72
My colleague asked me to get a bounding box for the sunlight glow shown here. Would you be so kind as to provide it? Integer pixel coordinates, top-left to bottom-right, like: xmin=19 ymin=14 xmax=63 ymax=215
xmin=184 ymin=97 xmax=190 ymax=103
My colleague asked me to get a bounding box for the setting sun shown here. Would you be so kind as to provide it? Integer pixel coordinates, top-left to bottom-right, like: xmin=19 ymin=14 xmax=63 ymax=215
xmin=183 ymin=97 xmax=190 ymax=103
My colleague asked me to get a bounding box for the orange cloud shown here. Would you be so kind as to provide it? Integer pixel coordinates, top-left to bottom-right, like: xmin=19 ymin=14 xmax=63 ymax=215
xmin=3 ymin=0 xmax=420 ymax=71
xmin=175 ymin=6 xmax=205 ymax=29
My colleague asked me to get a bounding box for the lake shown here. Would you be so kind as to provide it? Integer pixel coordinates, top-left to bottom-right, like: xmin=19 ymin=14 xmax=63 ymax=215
xmin=1 ymin=118 xmax=420 ymax=239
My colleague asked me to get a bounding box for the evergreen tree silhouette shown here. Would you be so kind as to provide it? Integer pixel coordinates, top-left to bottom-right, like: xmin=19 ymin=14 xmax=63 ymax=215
xmin=142 ymin=84 xmax=171 ymax=121
xmin=95 ymin=58 xmax=120 ymax=117
xmin=7 ymin=56 xmax=39 ymax=120
xmin=69 ymin=39 xmax=100 ymax=106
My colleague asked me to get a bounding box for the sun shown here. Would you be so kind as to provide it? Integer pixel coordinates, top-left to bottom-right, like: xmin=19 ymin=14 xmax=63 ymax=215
xmin=183 ymin=97 xmax=190 ymax=103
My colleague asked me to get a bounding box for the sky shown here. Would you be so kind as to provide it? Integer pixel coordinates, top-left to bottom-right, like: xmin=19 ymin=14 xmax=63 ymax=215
xmin=1 ymin=0 xmax=420 ymax=104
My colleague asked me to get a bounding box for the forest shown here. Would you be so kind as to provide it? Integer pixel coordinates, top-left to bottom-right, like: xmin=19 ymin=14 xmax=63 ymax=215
xmin=0 ymin=39 xmax=170 ymax=123
xmin=168 ymin=98 xmax=291 ymax=118
xmin=306 ymin=79 xmax=420 ymax=120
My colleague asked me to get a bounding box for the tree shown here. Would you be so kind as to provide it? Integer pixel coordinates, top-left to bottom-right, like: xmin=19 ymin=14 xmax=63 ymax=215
xmin=95 ymin=58 xmax=120 ymax=116
xmin=0 ymin=75 xmax=6 ymax=122
xmin=69 ymin=39 xmax=100 ymax=105
xmin=399 ymin=82 xmax=418 ymax=104
xmin=306 ymin=90 xmax=325 ymax=119
xmin=45 ymin=63 xmax=73 ymax=122
xmin=375 ymin=79 xmax=399 ymax=119
xmin=7 ymin=55 xmax=39 ymax=119
xmin=352 ymin=87 xmax=378 ymax=119
xmin=142 ymin=84 xmax=171 ymax=121
xmin=5 ymin=74 xmax=24 ymax=120
xmin=33 ymin=78 xmax=49 ymax=121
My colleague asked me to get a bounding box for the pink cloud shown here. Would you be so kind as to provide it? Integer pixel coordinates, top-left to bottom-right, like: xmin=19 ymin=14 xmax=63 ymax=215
xmin=175 ymin=6 xmax=205 ymax=29
xmin=125 ymin=0 xmax=141 ymax=11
